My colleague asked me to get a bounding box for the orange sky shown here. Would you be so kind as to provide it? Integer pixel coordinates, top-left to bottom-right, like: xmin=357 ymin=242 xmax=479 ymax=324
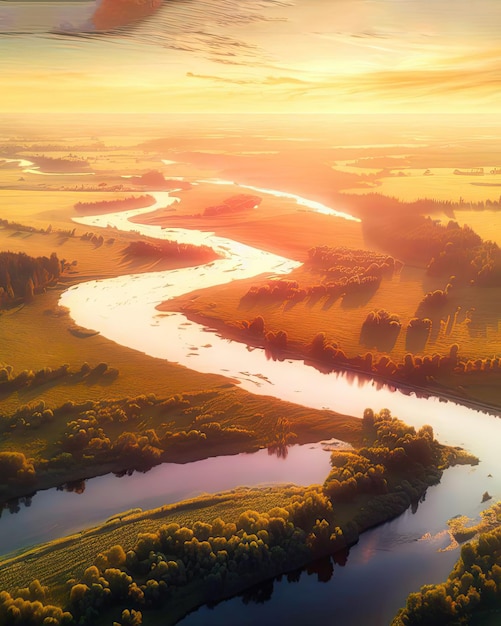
xmin=1 ymin=0 xmax=500 ymax=114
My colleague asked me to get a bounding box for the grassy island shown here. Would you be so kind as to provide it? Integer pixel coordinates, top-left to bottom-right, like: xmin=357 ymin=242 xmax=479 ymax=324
xmin=0 ymin=409 xmax=477 ymax=625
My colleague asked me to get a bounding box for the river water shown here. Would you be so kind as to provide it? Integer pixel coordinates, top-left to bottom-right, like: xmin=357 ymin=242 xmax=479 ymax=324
xmin=2 ymin=172 xmax=501 ymax=624
xmin=0 ymin=441 xmax=340 ymax=556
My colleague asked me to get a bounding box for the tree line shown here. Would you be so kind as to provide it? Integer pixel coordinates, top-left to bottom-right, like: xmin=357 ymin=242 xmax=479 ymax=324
xmin=74 ymin=196 xmax=155 ymax=214
xmin=242 ymin=247 xmax=396 ymax=308
xmin=234 ymin=314 xmax=501 ymax=386
xmin=0 ymin=361 xmax=118 ymax=398
xmin=363 ymin=213 xmax=482 ymax=267
xmin=122 ymin=240 xmax=219 ymax=263
xmin=203 ymin=194 xmax=262 ymax=217
xmin=0 ymin=251 xmax=60 ymax=307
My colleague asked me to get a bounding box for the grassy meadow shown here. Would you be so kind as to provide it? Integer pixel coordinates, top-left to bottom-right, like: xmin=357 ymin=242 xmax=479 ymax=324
xmin=168 ymin=261 xmax=501 ymax=364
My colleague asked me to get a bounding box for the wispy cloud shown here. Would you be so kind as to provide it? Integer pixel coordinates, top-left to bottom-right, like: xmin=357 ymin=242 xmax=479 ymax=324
xmin=186 ymin=72 xmax=309 ymax=86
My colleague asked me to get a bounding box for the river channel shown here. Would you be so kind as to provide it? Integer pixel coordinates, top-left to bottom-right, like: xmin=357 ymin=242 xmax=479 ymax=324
xmin=2 ymin=174 xmax=501 ymax=624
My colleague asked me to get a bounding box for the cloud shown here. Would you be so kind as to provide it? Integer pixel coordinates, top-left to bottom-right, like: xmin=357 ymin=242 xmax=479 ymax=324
xmin=186 ymin=72 xmax=309 ymax=86
xmin=85 ymin=0 xmax=290 ymax=67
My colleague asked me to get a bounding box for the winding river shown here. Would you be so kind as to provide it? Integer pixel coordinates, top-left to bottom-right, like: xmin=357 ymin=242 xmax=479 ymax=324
xmin=2 ymin=169 xmax=501 ymax=624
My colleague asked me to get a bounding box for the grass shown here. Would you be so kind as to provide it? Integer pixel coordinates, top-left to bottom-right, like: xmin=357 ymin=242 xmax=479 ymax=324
xmin=0 ymin=486 xmax=303 ymax=605
xmin=431 ymin=209 xmax=501 ymax=247
xmin=1 ymin=131 xmax=497 ymax=625
xmin=183 ymin=267 xmax=501 ymax=361
xmin=166 ymin=264 xmax=434 ymax=361
xmin=134 ymin=182 xmax=366 ymax=261
xmin=165 ymin=261 xmax=501 ymax=410
xmin=0 ymin=249 xmax=362 ymax=500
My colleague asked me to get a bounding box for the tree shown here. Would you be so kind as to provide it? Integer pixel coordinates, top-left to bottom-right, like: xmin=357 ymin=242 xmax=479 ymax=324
xmin=114 ymin=609 xmax=142 ymax=626
xmin=362 ymin=408 xmax=375 ymax=428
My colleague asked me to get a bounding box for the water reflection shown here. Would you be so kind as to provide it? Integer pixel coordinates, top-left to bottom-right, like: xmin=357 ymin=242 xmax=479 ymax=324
xmin=56 ymin=479 xmax=86 ymax=495
xmin=0 ymin=443 xmax=333 ymax=557
xmin=179 ymin=471 xmax=465 ymax=626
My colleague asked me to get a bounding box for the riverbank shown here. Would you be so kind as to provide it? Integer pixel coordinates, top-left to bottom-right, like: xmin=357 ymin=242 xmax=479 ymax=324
xmin=0 ymin=411 xmax=477 ymax=626
xmin=392 ymin=500 xmax=501 ymax=626
xmin=0 ymin=397 xmax=361 ymax=508
xmin=159 ymin=303 xmax=501 ymax=418
xmin=0 ymin=223 xmax=362 ymax=507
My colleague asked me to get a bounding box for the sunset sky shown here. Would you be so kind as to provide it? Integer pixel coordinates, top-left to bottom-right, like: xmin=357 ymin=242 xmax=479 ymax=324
xmin=1 ymin=0 xmax=500 ymax=114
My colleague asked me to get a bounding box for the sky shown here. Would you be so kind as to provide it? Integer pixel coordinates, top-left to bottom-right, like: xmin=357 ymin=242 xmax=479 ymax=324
xmin=0 ymin=0 xmax=500 ymax=114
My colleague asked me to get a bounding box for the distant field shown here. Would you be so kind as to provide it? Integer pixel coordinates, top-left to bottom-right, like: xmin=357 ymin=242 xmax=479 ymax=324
xmin=428 ymin=209 xmax=501 ymax=246
xmin=0 ymin=189 xmax=134 ymax=231
xmin=342 ymin=168 xmax=501 ymax=203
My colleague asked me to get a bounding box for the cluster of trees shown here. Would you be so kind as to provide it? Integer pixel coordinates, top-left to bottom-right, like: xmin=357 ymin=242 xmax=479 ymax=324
xmin=202 ymin=194 xmax=261 ymax=217
xmin=0 ymin=452 xmax=35 ymax=487
xmin=28 ymin=154 xmax=91 ymax=172
xmin=0 ymin=392 xmax=255 ymax=486
xmin=242 ymin=246 xmax=395 ymax=308
xmin=324 ymin=409 xmax=444 ymax=506
xmin=428 ymin=239 xmax=501 ymax=287
xmin=129 ymin=170 xmax=191 ymax=190
xmin=360 ymin=309 xmax=402 ymax=351
xmin=74 ymin=195 xmax=155 ymax=214
xmin=62 ymin=487 xmax=344 ymax=625
xmin=80 ymin=232 xmax=112 ymax=248
xmin=405 ymin=317 xmax=432 ymax=352
xmin=0 ymin=589 xmax=73 ymax=625
xmin=418 ymin=289 xmax=449 ymax=311
xmin=0 ymin=362 xmax=118 ymax=401
xmin=59 ymin=409 xmax=252 ymax=470
xmin=393 ymin=523 xmax=501 ymax=625
xmin=306 ymin=246 xmax=395 ymax=277
xmin=360 ymin=206 xmax=501 ymax=287
xmin=0 ymin=251 xmax=60 ymax=306
xmin=363 ymin=213 xmax=482 ymax=266
xmin=123 ymin=240 xmax=218 ymax=263
xmin=242 ymin=275 xmax=381 ymax=308
xmin=242 ymin=279 xmax=307 ymax=305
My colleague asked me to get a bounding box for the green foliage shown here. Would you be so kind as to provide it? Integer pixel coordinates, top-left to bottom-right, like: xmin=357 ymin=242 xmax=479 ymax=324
xmin=0 ymin=451 xmax=35 ymax=484
xmin=393 ymin=521 xmax=501 ymax=625
xmin=0 ymin=590 xmax=73 ymax=625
